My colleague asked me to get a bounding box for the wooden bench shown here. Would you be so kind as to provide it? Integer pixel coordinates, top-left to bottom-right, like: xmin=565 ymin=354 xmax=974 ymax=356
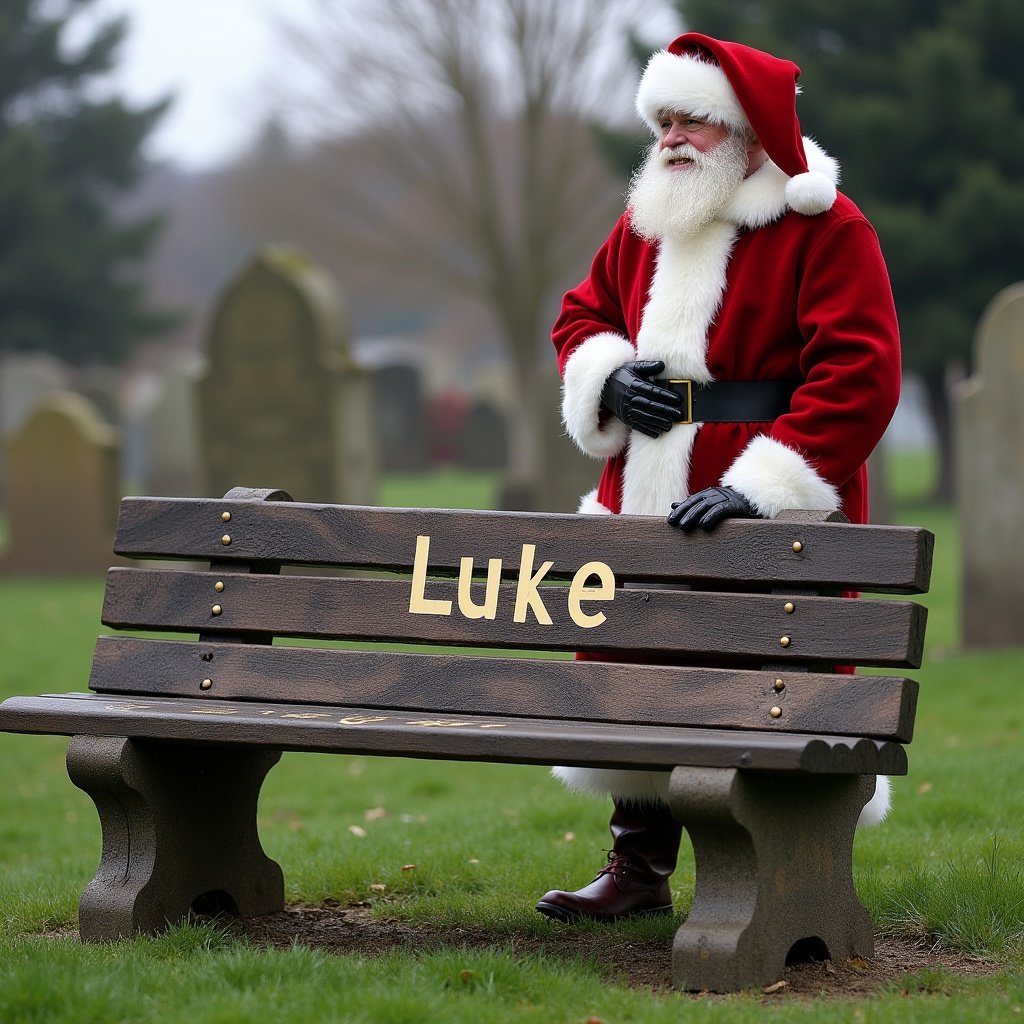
xmin=0 ymin=486 xmax=932 ymax=992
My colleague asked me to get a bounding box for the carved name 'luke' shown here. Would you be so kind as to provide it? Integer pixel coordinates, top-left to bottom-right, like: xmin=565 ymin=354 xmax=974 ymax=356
xmin=408 ymin=535 xmax=615 ymax=628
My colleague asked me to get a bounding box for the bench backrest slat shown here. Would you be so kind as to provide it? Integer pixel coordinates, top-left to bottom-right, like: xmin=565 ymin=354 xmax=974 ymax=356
xmin=92 ymin=494 xmax=934 ymax=748
xmin=113 ymin=498 xmax=934 ymax=593
xmin=101 ymin=567 xmax=927 ymax=668
xmin=89 ymin=636 xmax=919 ymax=742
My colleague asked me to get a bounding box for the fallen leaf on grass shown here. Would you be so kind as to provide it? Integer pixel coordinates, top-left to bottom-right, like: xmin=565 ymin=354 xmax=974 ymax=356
xmin=401 ymin=863 xmax=418 ymax=872
xmin=762 ymin=980 xmax=787 ymax=994
xmin=348 ymin=825 xmax=367 ymax=838
xmin=365 ymin=807 xmax=388 ymax=820
xmin=369 ymin=884 xmax=387 ymax=892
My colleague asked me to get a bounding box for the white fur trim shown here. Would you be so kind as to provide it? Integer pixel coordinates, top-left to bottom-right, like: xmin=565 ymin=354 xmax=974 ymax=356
xmin=785 ymin=170 xmax=837 ymax=216
xmin=724 ymin=137 xmax=840 ymax=228
xmin=561 ymin=332 xmax=635 ymax=459
xmin=723 ymin=158 xmax=791 ymax=229
xmin=858 ymin=776 xmax=891 ymax=827
xmin=576 ymin=488 xmax=612 ymax=515
xmin=721 ymin=434 xmax=839 ymax=519
xmin=554 ymin=767 xmax=890 ymax=830
xmin=622 ymin=427 xmax=699 ymax=516
xmin=634 ymin=226 xmax=736 ymax=376
xmin=802 ymin=137 xmax=840 ymax=184
xmin=620 ymin=223 xmax=735 ymax=516
xmin=636 ymin=50 xmax=747 ymax=133
xmin=552 ymin=766 xmax=672 ymax=803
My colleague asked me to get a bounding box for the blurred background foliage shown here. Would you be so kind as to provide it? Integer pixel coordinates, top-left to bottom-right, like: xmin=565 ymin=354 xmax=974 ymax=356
xmin=0 ymin=0 xmax=178 ymax=364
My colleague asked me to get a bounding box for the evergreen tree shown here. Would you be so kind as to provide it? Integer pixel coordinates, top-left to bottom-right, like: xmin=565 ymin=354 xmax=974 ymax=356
xmin=624 ymin=3 xmax=1024 ymax=500
xmin=0 ymin=0 xmax=174 ymax=365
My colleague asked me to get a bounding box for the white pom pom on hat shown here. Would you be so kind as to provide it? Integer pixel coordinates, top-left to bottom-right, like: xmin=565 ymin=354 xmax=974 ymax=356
xmin=784 ymin=169 xmax=837 ymax=216
xmin=636 ymin=32 xmax=837 ymax=216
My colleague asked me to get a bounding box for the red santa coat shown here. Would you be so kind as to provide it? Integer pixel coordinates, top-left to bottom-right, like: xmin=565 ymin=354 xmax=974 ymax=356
xmin=555 ymin=139 xmax=900 ymax=525
xmin=551 ymin=141 xmax=900 ymax=817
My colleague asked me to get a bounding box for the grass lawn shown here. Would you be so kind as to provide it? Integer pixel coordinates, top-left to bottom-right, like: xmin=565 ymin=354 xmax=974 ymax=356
xmin=0 ymin=457 xmax=1022 ymax=1022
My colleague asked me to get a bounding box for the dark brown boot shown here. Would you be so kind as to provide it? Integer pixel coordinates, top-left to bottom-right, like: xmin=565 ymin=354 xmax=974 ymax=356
xmin=535 ymin=799 xmax=682 ymax=923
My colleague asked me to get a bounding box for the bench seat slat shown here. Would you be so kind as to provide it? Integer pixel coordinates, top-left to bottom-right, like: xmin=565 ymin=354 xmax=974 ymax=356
xmin=89 ymin=637 xmax=918 ymax=741
xmin=101 ymin=568 xmax=928 ymax=668
xmin=113 ymin=498 xmax=934 ymax=593
xmin=0 ymin=693 xmax=909 ymax=775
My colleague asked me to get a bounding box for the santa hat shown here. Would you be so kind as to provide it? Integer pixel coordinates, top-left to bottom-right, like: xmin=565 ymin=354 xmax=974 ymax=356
xmin=636 ymin=32 xmax=837 ymax=216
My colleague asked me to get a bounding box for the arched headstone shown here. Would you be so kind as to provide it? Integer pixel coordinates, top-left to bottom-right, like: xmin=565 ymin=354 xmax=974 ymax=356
xmin=1 ymin=392 xmax=120 ymax=575
xmin=197 ymin=246 xmax=376 ymax=503
xmin=955 ymin=282 xmax=1024 ymax=648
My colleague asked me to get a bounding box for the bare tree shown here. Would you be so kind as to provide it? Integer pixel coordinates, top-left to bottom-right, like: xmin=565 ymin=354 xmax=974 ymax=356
xmin=274 ymin=0 xmax=660 ymax=505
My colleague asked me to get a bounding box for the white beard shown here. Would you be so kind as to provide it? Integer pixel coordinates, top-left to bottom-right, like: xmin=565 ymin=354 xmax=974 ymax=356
xmin=628 ymin=133 xmax=749 ymax=243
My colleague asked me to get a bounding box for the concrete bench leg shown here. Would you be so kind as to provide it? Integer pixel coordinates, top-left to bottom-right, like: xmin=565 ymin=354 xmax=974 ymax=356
xmin=67 ymin=735 xmax=285 ymax=941
xmin=667 ymin=766 xmax=875 ymax=993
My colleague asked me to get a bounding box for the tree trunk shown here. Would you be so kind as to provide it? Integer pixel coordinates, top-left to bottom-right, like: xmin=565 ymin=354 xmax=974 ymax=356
xmin=498 ymin=353 xmax=543 ymax=511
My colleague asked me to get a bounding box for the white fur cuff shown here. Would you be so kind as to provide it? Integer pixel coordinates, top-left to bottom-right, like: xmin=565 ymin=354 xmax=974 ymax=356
xmin=576 ymin=488 xmax=612 ymax=515
xmin=721 ymin=434 xmax=839 ymax=519
xmin=561 ymin=332 xmax=636 ymax=459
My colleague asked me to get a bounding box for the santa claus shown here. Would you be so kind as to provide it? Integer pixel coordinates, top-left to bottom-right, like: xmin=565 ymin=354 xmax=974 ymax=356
xmin=537 ymin=33 xmax=901 ymax=924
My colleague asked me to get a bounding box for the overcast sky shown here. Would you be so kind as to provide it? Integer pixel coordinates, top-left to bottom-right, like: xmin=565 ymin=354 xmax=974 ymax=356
xmin=80 ymin=0 xmax=302 ymax=170
xmin=80 ymin=1 xmax=680 ymax=172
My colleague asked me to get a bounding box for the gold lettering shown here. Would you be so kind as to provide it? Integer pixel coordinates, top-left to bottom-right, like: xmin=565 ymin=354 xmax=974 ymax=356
xmin=190 ymin=708 xmax=238 ymax=716
xmin=282 ymin=713 xmax=331 ymax=719
xmin=407 ymin=719 xmax=472 ymax=728
xmin=512 ymin=544 xmax=554 ymax=625
xmin=408 ymin=535 xmax=453 ymax=616
xmin=567 ymin=561 xmax=616 ymax=628
xmin=478 ymin=723 xmax=508 ymax=729
xmin=457 ymin=556 xmax=502 ymax=620
xmin=338 ymin=715 xmax=391 ymax=725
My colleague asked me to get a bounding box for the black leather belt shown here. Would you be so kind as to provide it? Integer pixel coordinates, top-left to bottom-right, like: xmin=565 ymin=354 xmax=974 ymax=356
xmin=654 ymin=378 xmax=800 ymax=424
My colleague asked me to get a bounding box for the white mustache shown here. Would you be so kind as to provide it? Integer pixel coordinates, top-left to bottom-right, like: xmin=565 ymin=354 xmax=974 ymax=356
xmin=657 ymin=143 xmax=705 ymax=166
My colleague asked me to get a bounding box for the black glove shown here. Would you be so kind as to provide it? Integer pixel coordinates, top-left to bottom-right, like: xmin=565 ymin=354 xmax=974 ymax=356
xmin=600 ymin=360 xmax=683 ymax=439
xmin=668 ymin=486 xmax=761 ymax=532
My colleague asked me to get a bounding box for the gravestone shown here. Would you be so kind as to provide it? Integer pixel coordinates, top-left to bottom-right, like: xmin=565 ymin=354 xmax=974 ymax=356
xmin=0 ymin=391 xmax=121 ymax=576
xmin=459 ymin=400 xmax=507 ymax=470
xmin=74 ymin=366 xmax=123 ymax=428
xmin=0 ymin=351 xmax=71 ymax=502
xmin=372 ymin=364 xmax=428 ymax=472
xmin=197 ymin=247 xmax=376 ymax=504
xmin=534 ymin=366 xmax=605 ymax=513
xmin=0 ymin=351 xmax=69 ymax=436
xmin=140 ymin=356 xmax=202 ymax=496
xmin=955 ymin=282 xmax=1024 ymax=648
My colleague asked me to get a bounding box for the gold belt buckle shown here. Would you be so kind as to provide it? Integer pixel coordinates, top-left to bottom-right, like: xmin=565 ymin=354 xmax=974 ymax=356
xmin=669 ymin=379 xmax=693 ymax=424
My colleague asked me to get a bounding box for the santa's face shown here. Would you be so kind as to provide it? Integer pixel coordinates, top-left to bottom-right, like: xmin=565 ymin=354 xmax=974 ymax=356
xmin=657 ymin=112 xmax=731 ymax=166
xmin=627 ymin=119 xmax=750 ymax=244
